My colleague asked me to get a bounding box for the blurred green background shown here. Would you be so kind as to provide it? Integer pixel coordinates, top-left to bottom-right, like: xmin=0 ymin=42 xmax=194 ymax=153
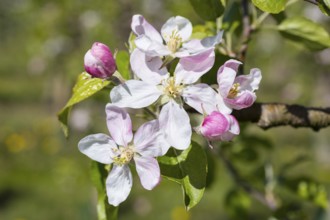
xmin=1 ymin=0 xmax=330 ymax=219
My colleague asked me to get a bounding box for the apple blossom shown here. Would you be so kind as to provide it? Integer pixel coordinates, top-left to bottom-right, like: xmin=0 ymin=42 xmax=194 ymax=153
xmin=131 ymin=14 xmax=223 ymax=59
xmin=110 ymin=48 xmax=219 ymax=151
xmin=197 ymin=111 xmax=240 ymax=142
xmin=84 ymin=42 xmax=117 ymax=79
xmin=78 ymin=105 xmax=167 ymax=206
xmin=217 ymin=59 xmax=262 ymax=110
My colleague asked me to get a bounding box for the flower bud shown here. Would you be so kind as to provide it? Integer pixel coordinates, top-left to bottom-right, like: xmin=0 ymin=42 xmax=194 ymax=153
xmin=199 ymin=111 xmax=230 ymax=141
xmin=84 ymin=42 xmax=117 ymax=79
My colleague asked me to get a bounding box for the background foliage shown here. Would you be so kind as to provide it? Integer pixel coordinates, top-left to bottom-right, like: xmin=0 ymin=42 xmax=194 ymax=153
xmin=0 ymin=0 xmax=330 ymax=219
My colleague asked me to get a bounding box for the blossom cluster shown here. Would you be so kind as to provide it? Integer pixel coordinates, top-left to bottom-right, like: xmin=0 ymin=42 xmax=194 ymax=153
xmin=79 ymin=14 xmax=261 ymax=206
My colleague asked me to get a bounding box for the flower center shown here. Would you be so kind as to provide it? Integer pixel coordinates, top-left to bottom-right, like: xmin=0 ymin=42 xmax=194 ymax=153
xmin=227 ymin=83 xmax=240 ymax=99
xmin=166 ymin=30 xmax=182 ymax=53
xmin=112 ymin=146 xmax=134 ymax=166
xmin=163 ymin=77 xmax=183 ymax=99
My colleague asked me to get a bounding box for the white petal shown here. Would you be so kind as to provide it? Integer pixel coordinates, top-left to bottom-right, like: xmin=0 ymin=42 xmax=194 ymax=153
xmin=110 ymin=80 xmax=162 ymax=108
xmin=181 ymin=31 xmax=223 ymax=55
xmin=235 ymin=68 xmax=262 ymax=91
xmin=200 ymin=30 xmax=223 ymax=48
xmin=134 ymin=119 xmax=169 ymax=157
xmin=78 ymin=133 xmax=116 ymax=164
xmin=134 ymin=156 xmax=161 ymax=190
xmin=161 ymin=16 xmax=192 ymax=42
xmin=175 ymin=49 xmax=215 ymax=84
xmin=105 ymin=104 xmax=133 ymax=146
xmin=217 ymin=66 xmax=237 ymax=98
xmin=215 ymin=94 xmax=233 ymax=114
xmin=106 ymin=165 xmax=133 ymax=206
xmin=181 ymin=84 xmax=218 ymax=114
xmin=159 ymin=101 xmax=191 ymax=150
xmin=130 ymin=49 xmax=169 ymax=85
xmin=135 ymin=35 xmax=170 ymax=57
xmin=131 ymin=14 xmax=163 ymax=44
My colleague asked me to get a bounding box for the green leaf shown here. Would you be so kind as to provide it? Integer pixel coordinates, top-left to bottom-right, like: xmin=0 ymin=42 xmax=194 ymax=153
xmin=189 ymin=0 xmax=225 ymax=21
xmin=91 ymin=162 xmax=118 ymax=220
xmin=318 ymin=0 xmax=330 ymax=16
xmin=57 ymin=72 xmax=110 ymax=137
xmin=252 ymin=0 xmax=287 ymax=14
xmin=115 ymin=50 xmax=130 ymax=80
xmin=278 ymin=17 xmax=330 ymax=51
xmin=158 ymin=141 xmax=207 ymax=210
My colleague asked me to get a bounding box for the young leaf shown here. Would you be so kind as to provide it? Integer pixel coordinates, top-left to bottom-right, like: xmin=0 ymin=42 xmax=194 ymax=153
xmin=278 ymin=17 xmax=330 ymax=51
xmin=57 ymin=72 xmax=110 ymax=137
xmin=158 ymin=141 xmax=207 ymax=210
xmin=189 ymin=0 xmax=225 ymax=21
xmin=252 ymin=0 xmax=287 ymax=14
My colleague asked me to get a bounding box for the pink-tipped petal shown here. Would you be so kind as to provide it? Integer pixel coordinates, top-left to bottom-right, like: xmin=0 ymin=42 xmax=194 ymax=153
xmin=175 ymin=49 xmax=215 ymax=85
xmin=221 ymin=115 xmax=240 ymax=141
xmin=105 ymin=104 xmax=133 ymax=147
xmin=225 ymin=90 xmax=256 ymax=110
xmin=235 ymin=68 xmax=262 ymax=92
xmin=134 ymin=156 xmax=161 ymax=190
xmin=106 ymin=165 xmax=133 ymax=206
xmin=159 ymin=101 xmax=191 ymax=150
xmin=131 ymin=14 xmax=163 ymax=43
xmin=78 ymin=133 xmax=117 ymax=164
xmin=130 ymin=49 xmax=168 ymax=85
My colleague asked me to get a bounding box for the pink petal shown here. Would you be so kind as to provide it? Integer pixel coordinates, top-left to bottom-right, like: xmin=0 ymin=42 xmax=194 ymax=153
xmin=131 ymin=14 xmax=163 ymax=44
xmin=225 ymin=91 xmax=256 ymax=110
xmin=134 ymin=156 xmax=161 ymax=190
xmin=199 ymin=111 xmax=230 ymax=140
xmin=175 ymin=49 xmax=215 ymax=85
xmin=105 ymin=104 xmax=133 ymax=147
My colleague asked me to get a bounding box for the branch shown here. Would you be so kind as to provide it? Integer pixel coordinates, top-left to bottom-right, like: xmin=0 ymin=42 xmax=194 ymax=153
xmin=238 ymin=0 xmax=253 ymax=62
xmin=232 ymin=103 xmax=330 ymax=131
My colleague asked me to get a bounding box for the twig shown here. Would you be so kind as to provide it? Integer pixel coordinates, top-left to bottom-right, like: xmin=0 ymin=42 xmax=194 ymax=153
xmin=238 ymin=0 xmax=253 ymax=62
xmin=232 ymin=102 xmax=330 ymax=131
xmin=217 ymin=148 xmax=277 ymax=210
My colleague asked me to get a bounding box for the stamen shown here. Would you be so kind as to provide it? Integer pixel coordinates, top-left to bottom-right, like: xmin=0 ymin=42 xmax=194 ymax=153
xmin=227 ymin=83 xmax=240 ymax=99
xmin=166 ymin=30 xmax=182 ymax=53
xmin=112 ymin=146 xmax=134 ymax=166
xmin=163 ymin=77 xmax=183 ymax=99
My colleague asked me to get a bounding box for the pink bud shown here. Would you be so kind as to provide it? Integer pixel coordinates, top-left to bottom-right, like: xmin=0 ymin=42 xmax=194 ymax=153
xmin=199 ymin=111 xmax=230 ymax=141
xmin=84 ymin=42 xmax=117 ymax=79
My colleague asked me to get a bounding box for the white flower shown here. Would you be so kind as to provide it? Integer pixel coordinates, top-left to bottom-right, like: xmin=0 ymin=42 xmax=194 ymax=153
xmin=110 ymin=49 xmax=218 ymax=151
xmin=78 ymin=105 xmax=167 ymax=206
xmin=131 ymin=14 xmax=223 ymax=58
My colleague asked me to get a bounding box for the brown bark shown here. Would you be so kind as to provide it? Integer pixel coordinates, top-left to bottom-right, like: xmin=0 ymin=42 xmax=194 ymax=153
xmin=232 ymin=103 xmax=330 ymax=131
